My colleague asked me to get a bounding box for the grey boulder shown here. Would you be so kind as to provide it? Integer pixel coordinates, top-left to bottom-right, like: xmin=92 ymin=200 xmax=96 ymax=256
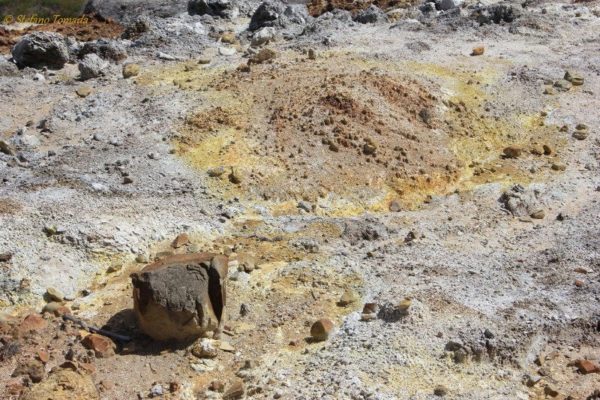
xmin=11 ymin=32 xmax=69 ymax=70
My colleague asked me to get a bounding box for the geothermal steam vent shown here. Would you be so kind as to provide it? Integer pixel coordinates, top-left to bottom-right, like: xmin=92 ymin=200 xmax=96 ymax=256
xmin=130 ymin=253 xmax=228 ymax=341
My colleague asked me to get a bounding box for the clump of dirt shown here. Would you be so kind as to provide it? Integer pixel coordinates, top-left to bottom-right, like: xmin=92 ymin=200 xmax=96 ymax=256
xmin=0 ymin=15 xmax=124 ymax=55
xmin=307 ymin=0 xmax=418 ymax=17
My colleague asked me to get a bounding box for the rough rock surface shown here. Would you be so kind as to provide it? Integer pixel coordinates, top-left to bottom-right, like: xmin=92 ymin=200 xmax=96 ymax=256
xmin=130 ymin=253 xmax=228 ymax=341
xmin=78 ymin=53 xmax=109 ymax=80
xmin=11 ymin=32 xmax=69 ymax=69
xmin=20 ymin=369 xmax=99 ymax=400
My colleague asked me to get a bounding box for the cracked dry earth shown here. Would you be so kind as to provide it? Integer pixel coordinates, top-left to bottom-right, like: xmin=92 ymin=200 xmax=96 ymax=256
xmin=1 ymin=1 xmax=600 ymax=399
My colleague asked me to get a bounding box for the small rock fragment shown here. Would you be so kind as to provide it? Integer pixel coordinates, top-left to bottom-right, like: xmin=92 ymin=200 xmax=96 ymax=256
xmin=530 ymin=210 xmax=545 ymax=219
xmin=310 ymin=319 xmax=334 ymax=342
xmin=572 ymin=131 xmax=588 ymax=140
xmin=123 ymin=63 xmax=140 ymax=78
xmin=192 ymin=338 xmax=218 ymax=359
xmin=45 ymin=287 xmax=64 ymax=302
xmin=471 ymin=46 xmax=484 ymax=56
xmin=338 ymin=289 xmax=359 ymax=307
xmin=571 ymin=359 xmax=600 ymax=374
xmin=434 ymin=385 xmax=448 ymax=396
xmin=171 ymin=233 xmax=190 ymax=249
xmin=503 ymin=146 xmax=522 ymax=158
xmin=76 ymin=86 xmax=93 ymax=98
xmin=82 ymin=334 xmax=116 ymax=358
xmin=223 ymin=379 xmax=245 ymax=400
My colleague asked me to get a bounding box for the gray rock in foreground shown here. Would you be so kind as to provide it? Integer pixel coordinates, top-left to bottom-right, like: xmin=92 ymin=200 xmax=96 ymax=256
xmin=11 ymin=32 xmax=70 ymax=70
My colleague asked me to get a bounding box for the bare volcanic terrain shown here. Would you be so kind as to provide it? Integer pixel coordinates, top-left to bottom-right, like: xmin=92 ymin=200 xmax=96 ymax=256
xmin=0 ymin=0 xmax=599 ymax=399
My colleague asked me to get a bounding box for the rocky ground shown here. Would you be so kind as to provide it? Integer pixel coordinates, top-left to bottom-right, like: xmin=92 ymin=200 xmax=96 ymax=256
xmin=0 ymin=0 xmax=599 ymax=399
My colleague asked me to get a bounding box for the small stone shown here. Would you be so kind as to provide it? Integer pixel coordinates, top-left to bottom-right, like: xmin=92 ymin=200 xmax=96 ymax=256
xmin=553 ymin=80 xmax=571 ymax=92
xmin=106 ymin=264 xmax=122 ymax=273
xmin=454 ymin=348 xmax=467 ymax=363
xmin=574 ymin=279 xmax=584 ymax=287
xmin=471 ymin=46 xmax=484 ymax=56
xmin=220 ymin=341 xmax=235 ymax=352
xmin=221 ymin=32 xmax=236 ymax=44
xmin=530 ymin=210 xmax=545 ymax=219
xmin=192 ymin=338 xmax=218 ymax=358
xmin=45 ymin=287 xmax=64 ymax=302
xmin=223 ymin=379 xmax=244 ymax=400
xmin=434 ymin=385 xmax=448 ymax=396
xmin=0 ymin=253 xmax=13 ymax=262
xmin=198 ymin=58 xmax=211 ymax=65
xmin=310 ymin=319 xmax=334 ymax=341
xmin=564 ymin=70 xmax=583 ymax=86
xmin=551 ymin=163 xmax=566 ymax=171
xmin=544 ymin=385 xmax=559 ymax=397
xmin=37 ymin=350 xmax=49 ymax=363
xmin=229 ymin=169 xmax=242 ymax=184
xmin=574 ymin=267 xmax=589 ymax=274
xmin=363 ymin=142 xmax=377 ymax=155
xmin=248 ymin=48 xmax=276 ymax=64
xmin=543 ymin=86 xmax=555 ymax=95
xmin=136 ymin=254 xmax=149 ymax=263
xmin=389 ymin=200 xmax=401 ymax=212
xmin=572 ymin=131 xmax=588 ymax=140
xmin=503 ymin=146 xmax=522 ymax=158
xmin=572 ymin=359 xmax=600 ymax=374
xmin=308 ymin=48 xmax=316 ymax=60
xmin=210 ymin=380 xmax=225 ymax=392
xmin=42 ymin=302 xmax=71 ymax=316
xmin=171 ymin=233 xmax=190 ymax=249
xmin=81 ymin=334 xmax=116 ymax=358
xmin=542 ymin=144 xmax=552 ymax=155
xmin=575 ymin=123 xmax=588 ymax=131
xmin=12 ymin=360 xmax=45 ymax=383
xmin=0 ymin=140 xmax=13 ymax=155
xmin=208 ymin=166 xmax=226 ymax=177
xmin=76 ymin=86 xmax=93 ymax=98
xmin=338 ymin=289 xmax=359 ymax=307
xmin=78 ymin=53 xmax=108 ymax=80
xmin=150 ymin=384 xmax=164 ymax=397
xmin=123 ymin=177 xmax=134 ymax=184
xmin=123 ymin=63 xmax=140 ymax=78
xmin=219 ymin=47 xmax=236 ymax=56
xmin=297 ymin=201 xmax=312 ymax=213
xmin=483 ymin=329 xmax=494 ymax=339
xmin=238 ymin=254 xmax=256 ymax=273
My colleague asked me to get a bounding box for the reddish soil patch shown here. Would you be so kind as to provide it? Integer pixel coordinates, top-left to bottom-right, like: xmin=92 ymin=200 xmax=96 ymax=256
xmin=0 ymin=15 xmax=123 ymax=55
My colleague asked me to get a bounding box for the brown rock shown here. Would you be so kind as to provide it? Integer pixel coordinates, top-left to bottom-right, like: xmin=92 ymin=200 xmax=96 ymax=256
xmin=37 ymin=350 xmax=50 ymax=363
xmin=192 ymin=338 xmax=218 ymax=358
xmin=210 ymin=380 xmax=226 ymax=392
xmin=551 ymin=163 xmax=566 ymax=171
xmin=0 ymin=252 xmax=13 ymax=262
xmin=237 ymin=253 xmax=256 ymax=273
xmin=81 ymin=334 xmax=116 ymax=358
xmin=389 ymin=200 xmax=401 ymax=212
xmin=338 ymin=289 xmax=359 ymax=307
xmin=42 ymin=302 xmax=71 ymax=316
xmin=530 ymin=210 xmax=545 ymax=219
xmin=572 ymin=131 xmax=588 ymax=140
xmin=45 ymin=287 xmax=64 ymax=302
xmin=18 ymin=314 xmax=47 ymax=335
xmin=308 ymin=48 xmax=316 ymax=60
xmin=171 ymin=233 xmax=190 ymax=249
xmin=310 ymin=318 xmax=334 ymax=342
xmin=434 ymin=384 xmax=448 ymax=396
xmin=20 ymin=369 xmax=99 ymax=400
xmin=12 ymin=359 xmax=45 ymax=382
xmin=503 ymin=146 xmax=522 ymax=159
xmin=76 ymin=86 xmax=92 ymax=98
xmin=574 ymin=279 xmax=584 ymax=287
xmin=123 ymin=63 xmax=140 ymax=78
xmin=572 ymin=359 xmax=600 ymax=374
xmin=471 ymin=46 xmax=484 ymax=56
xmin=542 ymin=144 xmax=552 ymax=155
xmin=131 ymin=253 xmax=229 ymax=341
xmin=223 ymin=379 xmax=245 ymax=399
xmin=249 ymin=48 xmax=276 ymax=65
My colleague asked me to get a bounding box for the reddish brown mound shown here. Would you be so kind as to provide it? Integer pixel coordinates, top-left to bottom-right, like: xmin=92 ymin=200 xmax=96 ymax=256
xmin=0 ymin=15 xmax=123 ymax=55
xmin=308 ymin=0 xmax=417 ymax=17
xmin=178 ymin=57 xmax=462 ymax=206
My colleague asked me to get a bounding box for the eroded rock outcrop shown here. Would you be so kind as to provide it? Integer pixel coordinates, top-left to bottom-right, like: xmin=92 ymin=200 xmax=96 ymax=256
xmin=131 ymin=253 xmax=228 ymax=341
